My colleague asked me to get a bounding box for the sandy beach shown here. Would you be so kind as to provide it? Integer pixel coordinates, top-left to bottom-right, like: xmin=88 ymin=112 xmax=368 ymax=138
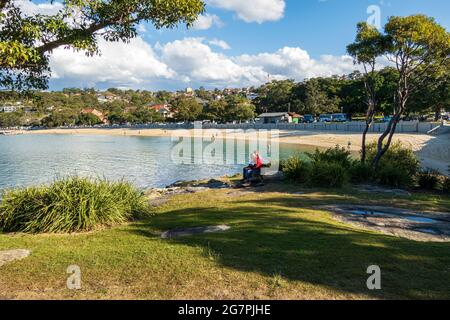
xmin=18 ymin=127 xmax=450 ymax=175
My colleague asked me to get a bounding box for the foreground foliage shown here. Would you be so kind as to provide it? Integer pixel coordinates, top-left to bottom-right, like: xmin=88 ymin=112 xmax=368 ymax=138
xmin=282 ymin=143 xmax=448 ymax=191
xmin=280 ymin=154 xmax=311 ymax=183
xmin=1 ymin=0 xmax=205 ymax=91
xmin=0 ymin=183 xmax=449 ymax=299
xmin=0 ymin=177 xmax=149 ymax=233
xmin=366 ymin=142 xmax=420 ymax=188
xmin=283 ymin=146 xmax=353 ymax=188
xmin=417 ymin=169 xmax=443 ymax=191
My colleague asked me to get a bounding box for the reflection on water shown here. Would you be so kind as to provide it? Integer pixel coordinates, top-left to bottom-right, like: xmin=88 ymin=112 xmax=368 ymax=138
xmin=0 ymin=134 xmax=317 ymax=190
xmin=405 ymin=216 xmax=437 ymax=223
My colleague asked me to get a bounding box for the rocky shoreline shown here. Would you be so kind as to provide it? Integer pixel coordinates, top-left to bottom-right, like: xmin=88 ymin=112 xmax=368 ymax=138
xmin=146 ymin=178 xmax=235 ymax=207
xmin=146 ymin=172 xmax=287 ymax=206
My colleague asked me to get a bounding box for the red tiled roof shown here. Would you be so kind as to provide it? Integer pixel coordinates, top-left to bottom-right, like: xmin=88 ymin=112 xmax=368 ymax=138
xmin=149 ymin=105 xmax=170 ymax=111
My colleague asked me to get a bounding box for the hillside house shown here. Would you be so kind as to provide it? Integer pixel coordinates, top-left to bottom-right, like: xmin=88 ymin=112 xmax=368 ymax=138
xmin=148 ymin=104 xmax=173 ymax=119
xmin=81 ymin=108 xmax=108 ymax=124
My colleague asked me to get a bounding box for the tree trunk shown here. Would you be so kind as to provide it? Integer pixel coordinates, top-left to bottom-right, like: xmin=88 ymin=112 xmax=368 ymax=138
xmin=434 ymin=106 xmax=442 ymax=122
xmin=371 ymin=64 xmax=410 ymax=170
xmin=361 ymin=106 xmax=375 ymax=163
xmin=372 ymin=100 xmax=406 ymax=169
xmin=360 ymin=66 xmax=377 ymax=164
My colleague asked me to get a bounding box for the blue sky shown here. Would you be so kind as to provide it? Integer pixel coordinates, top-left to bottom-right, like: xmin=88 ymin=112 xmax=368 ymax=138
xmin=145 ymin=0 xmax=450 ymax=57
xmin=24 ymin=0 xmax=450 ymax=91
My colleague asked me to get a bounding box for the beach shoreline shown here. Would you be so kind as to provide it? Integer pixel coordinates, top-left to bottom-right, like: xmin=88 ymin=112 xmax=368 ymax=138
xmin=13 ymin=127 xmax=450 ymax=175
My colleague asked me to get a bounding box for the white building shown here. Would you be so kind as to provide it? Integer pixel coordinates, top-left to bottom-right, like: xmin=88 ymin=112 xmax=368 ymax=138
xmin=148 ymin=104 xmax=174 ymax=119
xmin=185 ymin=87 xmax=194 ymax=97
xmin=96 ymin=95 xmax=109 ymax=104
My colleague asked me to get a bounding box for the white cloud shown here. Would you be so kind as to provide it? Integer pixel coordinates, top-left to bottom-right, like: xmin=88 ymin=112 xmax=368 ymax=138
xmin=192 ymin=14 xmax=223 ymax=30
xmin=49 ymin=37 xmax=362 ymax=89
xmin=206 ymin=0 xmax=285 ymax=23
xmin=14 ymin=0 xmax=63 ymax=16
xmin=50 ymin=37 xmax=175 ymax=87
xmin=158 ymin=38 xmax=359 ymax=88
xmin=159 ymin=38 xmax=266 ymax=86
xmin=16 ymin=0 xmax=286 ymax=25
xmin=209 ymin=39 xmax=231 ymax=50
xmin=236 ymin=47 xmax=357 ymax=80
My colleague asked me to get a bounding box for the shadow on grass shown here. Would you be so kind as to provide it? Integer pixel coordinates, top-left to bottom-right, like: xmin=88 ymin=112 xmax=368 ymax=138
xmin=128 ymin=194 xmax=450 ymax=299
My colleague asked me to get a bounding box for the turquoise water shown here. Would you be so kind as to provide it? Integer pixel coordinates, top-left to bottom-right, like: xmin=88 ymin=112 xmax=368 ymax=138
xmin=0 ymin=134 xmax=314 ymax=190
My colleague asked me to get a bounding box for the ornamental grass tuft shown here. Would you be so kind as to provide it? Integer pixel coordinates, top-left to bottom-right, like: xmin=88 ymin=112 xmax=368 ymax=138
xmin=0 ymin=177 xmax=150 ymax=234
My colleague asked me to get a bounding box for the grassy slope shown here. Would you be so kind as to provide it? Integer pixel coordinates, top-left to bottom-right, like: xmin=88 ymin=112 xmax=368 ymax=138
xmin=0 ymin=182 xmax=449 ymax=300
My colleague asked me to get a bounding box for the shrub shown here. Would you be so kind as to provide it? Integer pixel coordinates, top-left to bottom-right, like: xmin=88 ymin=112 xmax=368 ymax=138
xmin=309 ymin=161 xmax=349 ymax=188
xmin=279 ymin=159 xmax=287 ymax=172
xmin=366 ymin=142 xmax=419 ymax=188
xmin=367 ymin=142 xmax=420 ymax=177
xmin=416 ymin=169 xmax=442 ymax=191
xmin=349 ymin=161 xmax=374 ymax=183
xmin=376 ymin=164 xmax=412 ymax=188
xmin=282 ymin=155 xmax=311 ymax=183
xmin=303 ymin=146 xmax=352 ymax=188
xmin=0 ymin=177 xmax=150 ymax=234
xmin=307 ymin=146 xmax=353 ymax=169
xmin=442 ymin=176 xmax=450 ymax=194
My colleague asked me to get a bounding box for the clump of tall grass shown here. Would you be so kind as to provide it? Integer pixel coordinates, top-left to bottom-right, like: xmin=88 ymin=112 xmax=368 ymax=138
xmin=0 ymin=177 xmax=150 ymax=234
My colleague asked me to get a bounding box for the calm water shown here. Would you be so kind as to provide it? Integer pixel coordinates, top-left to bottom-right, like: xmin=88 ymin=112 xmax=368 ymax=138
xmin=0 ymin=134 xmax=316 ymax=191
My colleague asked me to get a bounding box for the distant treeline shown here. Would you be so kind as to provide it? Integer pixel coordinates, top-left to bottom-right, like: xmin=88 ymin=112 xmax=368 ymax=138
xmin=0 ymin=67 xmax=448 ymax=128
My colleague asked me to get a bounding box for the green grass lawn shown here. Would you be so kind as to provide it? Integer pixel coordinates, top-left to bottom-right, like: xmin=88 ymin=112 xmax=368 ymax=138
xmin=1 ymin=182 xmax=449 ymax=300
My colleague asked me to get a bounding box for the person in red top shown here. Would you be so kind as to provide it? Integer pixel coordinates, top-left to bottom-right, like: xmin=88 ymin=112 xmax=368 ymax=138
xmin=243 ymin=151 xmax=263 ymax=183
xmin=255 ymin=153 xmax=264 ymax=170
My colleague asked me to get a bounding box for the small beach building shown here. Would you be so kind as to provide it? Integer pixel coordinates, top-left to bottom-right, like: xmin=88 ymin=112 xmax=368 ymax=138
xmin=257 ymin=112 xmax=292 ymax=124
xmin=288 ymin=112 xmax=303 ymax=123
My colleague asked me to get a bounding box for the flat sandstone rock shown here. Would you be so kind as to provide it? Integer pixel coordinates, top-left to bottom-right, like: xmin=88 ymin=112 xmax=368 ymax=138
xmin=0 ymin=249 xmax=31 ymax=267
xmin=319 ymin=205 xmax=450 ymax=242
xmin=161 ymin=225 xmax=231 ymax=239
